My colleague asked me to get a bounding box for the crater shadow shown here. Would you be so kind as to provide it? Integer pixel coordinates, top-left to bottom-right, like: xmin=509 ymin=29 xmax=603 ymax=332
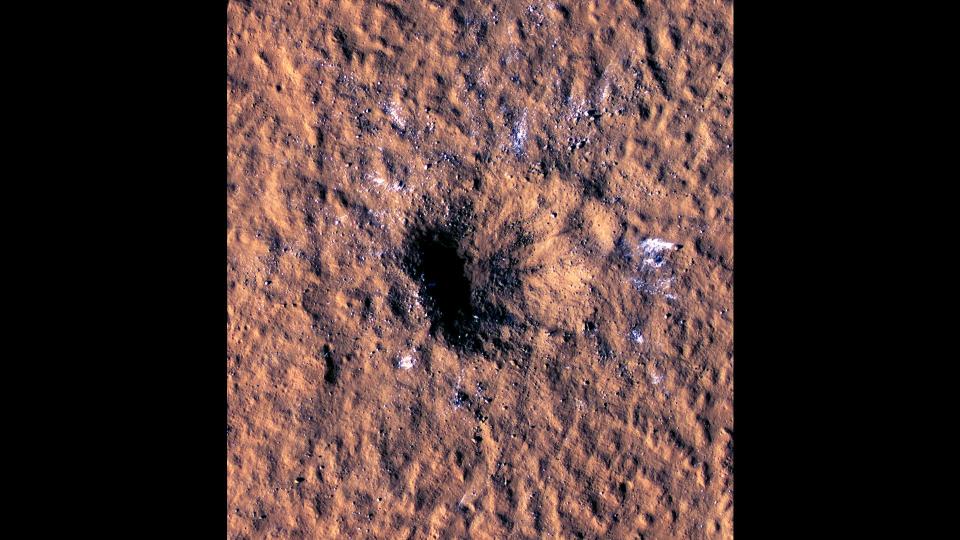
xmin=405 ymin=227 xmax=479 ymax=352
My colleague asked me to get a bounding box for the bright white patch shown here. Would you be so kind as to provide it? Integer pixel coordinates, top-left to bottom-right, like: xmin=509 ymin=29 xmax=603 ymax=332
xmin=386 ymin=101 xmax=405 ymax=130
xmin=629 ymin=238 xmax=681 ymax=299
xmin=511 ymin=110 xmax=528 ymax=157
xmin=639 ymin=238 xmax=676 ymax=268
xmin=457 ymin=491 xmax=477 ymax=510
xmin=650 ymin=372 xmax=664 ymax=385
xmin=630 ymin=328 xmax=644 ymax=344
xmin=641 ymin=238 xmax=676 ymax=252
xmin=632 ymin=276 xmax=672 ymax=295
xmin=397 ymin=355 xmax=416 ymax=370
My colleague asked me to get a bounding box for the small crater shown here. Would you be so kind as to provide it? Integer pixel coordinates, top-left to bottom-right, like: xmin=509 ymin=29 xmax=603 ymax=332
xmin=322 ymin=345 xmax=338 ymax=385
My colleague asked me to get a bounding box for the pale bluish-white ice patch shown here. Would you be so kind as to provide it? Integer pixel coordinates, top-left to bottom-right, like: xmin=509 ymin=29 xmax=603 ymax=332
xmin=632 ymin=275 xmax=674 ymax=295
xmin=385 ymin=101 xmax=406 ymax=131
xmin=365 ymin=172 xmax=405 ymax=193
xmin=639 ymin=238 xmax=676 ymax=268
xmin=511 ymin=109 xmax=528 ymax=157
xmin=629 ymin=237 xmax=680 ymax=296
xmin=397 ymin=355 xmax=416 ymax=370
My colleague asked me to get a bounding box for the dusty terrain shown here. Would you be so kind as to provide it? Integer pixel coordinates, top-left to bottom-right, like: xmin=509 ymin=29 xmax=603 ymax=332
xmin=227 ymin=0 xmax=733 ymax=537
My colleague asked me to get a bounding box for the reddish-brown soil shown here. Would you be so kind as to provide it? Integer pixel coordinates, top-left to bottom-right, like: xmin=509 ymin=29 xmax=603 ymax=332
xmin=228 ymin=0 xmax=733 ymax=537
